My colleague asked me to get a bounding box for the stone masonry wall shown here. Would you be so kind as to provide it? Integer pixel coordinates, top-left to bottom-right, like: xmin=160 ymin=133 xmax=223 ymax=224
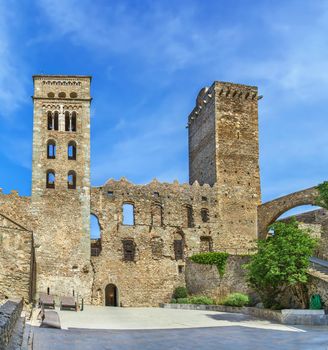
xmin=0 ymin=215 xmax=34 ymax=302
xmin=91 ymin=178 xmax=221 ymax=307
xmin=0 ymin=299 xmax=23 ymax=350
xmin=0 ymin=191 xmax=33 ymax=231
xmin=188 ymin=82 xmax=261 ymax=250
xmin=185 ymin=256 xmax=253 ymax=301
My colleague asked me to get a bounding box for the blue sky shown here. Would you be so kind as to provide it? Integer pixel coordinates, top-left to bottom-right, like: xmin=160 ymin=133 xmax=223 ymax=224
xmin=0 ymin=0 xmax=327 ymax=217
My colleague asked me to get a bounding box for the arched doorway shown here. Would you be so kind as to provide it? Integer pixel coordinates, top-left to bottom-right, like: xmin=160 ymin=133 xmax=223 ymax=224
xmin=105 ymin=284 xmax=118 ymax=306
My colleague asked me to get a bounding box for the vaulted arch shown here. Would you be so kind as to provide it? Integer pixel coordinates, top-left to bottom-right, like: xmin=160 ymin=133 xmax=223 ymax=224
xmin=257 ymin=186 xmax=319 ymax=239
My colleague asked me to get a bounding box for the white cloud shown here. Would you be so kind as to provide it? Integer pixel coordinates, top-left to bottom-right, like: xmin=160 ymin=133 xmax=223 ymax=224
xmin=36 ymin=0 xmax=240 ymax=73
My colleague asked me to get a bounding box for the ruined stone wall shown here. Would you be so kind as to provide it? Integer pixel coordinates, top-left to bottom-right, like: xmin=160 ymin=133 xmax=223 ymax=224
xmin=188 ymin=82 xmax=261 ymax=250
xmin=185 ymin=256 xmax=253 ymax=301
xmin=0 ymin=299 xmax=23 ymax=350
xmin=0 ymin=191 xmax=33 ymax=231
xmin=0 ymin=215 xmax=34 ymax=302
xmin=31 ymin=76 xmax=93 ymax=301
xmin=90 ymin=178 xmax=241 ymax=307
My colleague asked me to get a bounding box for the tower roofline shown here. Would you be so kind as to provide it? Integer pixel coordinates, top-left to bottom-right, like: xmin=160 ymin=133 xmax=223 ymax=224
xmin=33 ymin=74 xmax=92 ymax=81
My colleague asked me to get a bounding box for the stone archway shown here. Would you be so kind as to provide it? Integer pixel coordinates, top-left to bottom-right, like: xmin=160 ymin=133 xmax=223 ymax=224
xmin=257 ymin=186 xmax=319 ymax=239
xmin=105 ymin=284 xmax=118 ymax=306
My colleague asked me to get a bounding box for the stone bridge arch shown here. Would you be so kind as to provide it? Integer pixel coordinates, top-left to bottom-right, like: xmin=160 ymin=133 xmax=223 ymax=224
xmin=257 ymin=186 xmax=319 ymax=239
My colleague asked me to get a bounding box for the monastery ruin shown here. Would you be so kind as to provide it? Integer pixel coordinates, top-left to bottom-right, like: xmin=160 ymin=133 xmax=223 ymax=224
xmin=0 ymin=75 xmax=327 ymax=307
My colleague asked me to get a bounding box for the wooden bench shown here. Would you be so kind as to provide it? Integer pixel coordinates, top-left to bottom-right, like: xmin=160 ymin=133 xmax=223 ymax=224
xmin=60 ymin=296 xmax=77 ymax=311
xmin=39 ymin=304 xmax=61 ymax=329
xmin=39 ymin=293 xmax=55 ymax=309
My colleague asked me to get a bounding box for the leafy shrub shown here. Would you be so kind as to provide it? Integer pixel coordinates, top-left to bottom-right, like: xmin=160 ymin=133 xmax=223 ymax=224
xmin=177 ymin=298 xmax=190 ymax=304
xmin=174 ymin=286 xmax=188 ymax=299
xmin=244 ymin=219 xmax=317 ymax=308
xmin=316 ymin=181 xmax=328 ymax=209
xmin=188 ymin=296 xmax=215 ymax=305
xmin=190 ymin=252 xmax=229 ymax=277
xmin=170 ymin=298 xmax=177 ymax=304
xmin=223 ymin=293 xmax=249 ymax=307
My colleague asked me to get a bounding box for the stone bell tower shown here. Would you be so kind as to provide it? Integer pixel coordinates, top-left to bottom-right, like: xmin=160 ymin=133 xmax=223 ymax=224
xmin=188 ymin=81 xmax=261 ymax=250
xmin=31 ymin=75 xmax=93 ymax=301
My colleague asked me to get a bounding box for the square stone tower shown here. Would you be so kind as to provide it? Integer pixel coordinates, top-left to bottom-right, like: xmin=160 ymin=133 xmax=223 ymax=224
xmin=188 ymin=81 xmax=261 ymax=249
xmin=31 ymin=75 xmax=93 ymax=301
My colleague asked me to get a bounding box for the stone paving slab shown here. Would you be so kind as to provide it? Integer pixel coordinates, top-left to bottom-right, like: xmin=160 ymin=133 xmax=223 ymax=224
xmin=32 ymin=326 xmax=328 ymax=350
xmin=53 ymin=306 xmax=302 ymax=331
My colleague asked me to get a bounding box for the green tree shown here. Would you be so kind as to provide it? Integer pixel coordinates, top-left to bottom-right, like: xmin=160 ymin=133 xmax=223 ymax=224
xmin=316 ymin=181 xmax=328 ymax=209
xmin=245 ymin=219 xmax=317 ymax=308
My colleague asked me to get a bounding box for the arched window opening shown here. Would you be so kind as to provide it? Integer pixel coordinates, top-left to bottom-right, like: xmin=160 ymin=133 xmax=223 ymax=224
xmin=65 ymin=111 xmax=70 ymax=131
xmin=68 ymin=141 xmax=77 ymax=160
xmin=71 ymin=111 xmax=77 ymax=132
xmin=47 ymin=111 xmax=53 ymax=130
xmin=184 ymin=205 xmax=194 ymax=228
xmin=58 ymin=92 xmax=66 ymax=98
xmin=47 ymin=140 xmax=56 ymax=159
xmin=53 ymin=111 xmax=59 ymax=130
xmin=91 ymin=214 xmax=102 ymax=256
xmin=200 ymin=236 xmax=213 ymax=252
xmin=122 ymin=239 xmax=135 ymax=261
xmin=151 ymin=204 xmax=163 ymax=226
xmin=174 ymin=232 xmax=184 ymax=260
xmin=65 ymin=111 xmax=77 ymax=132
xmin=201 ymin=208 xmax=209 ymax=223
xmin=46 ymin=170 xmax=55 ymax=189
xmin=70 ymin=92 xmax=78 ymax=98
xmin=67 ymin=170 xmax=76 ymax=189
xmin=47 ymin=92 xmax=55 ymax=98
xmin=122 ymin=203 xmax=135 ymax=225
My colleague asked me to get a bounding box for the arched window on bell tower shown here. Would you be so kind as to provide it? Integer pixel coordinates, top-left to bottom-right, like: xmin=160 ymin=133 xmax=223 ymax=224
xmin=65 ymin=111 xmax=77 ymax=132
xmin=68 ymin=141 xmax=77 ymax=160
xmin=71 ymin=111 xmax=77 ymax=132
xmin=47 ymin=111 xmax=59 ymax=131
xmin=47 ymin=140 xmax=56 ymax=159
xmin=65 ymin=111 xmax=70 ymax=131
xmin=53 ymin=111 xmax=59 ymax=130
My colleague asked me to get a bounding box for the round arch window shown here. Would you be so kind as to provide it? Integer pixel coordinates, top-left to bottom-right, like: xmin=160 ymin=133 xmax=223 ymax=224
xmin=47 ymin=92 xmax=55 ymax=98
xmin=70 ymin=92 xmax=78 ymax=98
xmin=58 ymin=92 xmax=66 ymax=98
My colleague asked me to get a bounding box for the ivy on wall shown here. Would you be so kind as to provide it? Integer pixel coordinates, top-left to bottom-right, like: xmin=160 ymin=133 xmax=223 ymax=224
xmin=190 ymin=252 xmax=229 ymax=277
xmin=316 ymin=181 xmax=328 ymax=209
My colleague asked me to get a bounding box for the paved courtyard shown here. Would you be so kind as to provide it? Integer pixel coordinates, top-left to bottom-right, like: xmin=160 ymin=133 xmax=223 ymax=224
xmin=31 ymin=307 xmax=328 ymax=350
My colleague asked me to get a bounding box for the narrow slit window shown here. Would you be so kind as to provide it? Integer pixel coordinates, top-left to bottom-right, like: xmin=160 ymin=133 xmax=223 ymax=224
xmin=174 ymin=232 xmax=184 ymax=260
xmin=201 ymin=208 xmax=209 ymax=223
xmin=185 ymin=205 xmax=194 ymax=228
